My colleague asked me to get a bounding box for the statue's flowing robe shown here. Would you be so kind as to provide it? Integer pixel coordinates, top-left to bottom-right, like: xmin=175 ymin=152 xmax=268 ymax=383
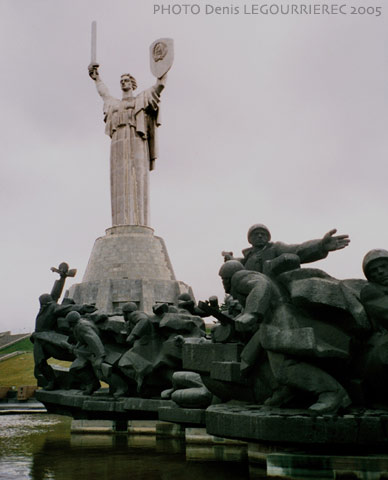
xmin=99 ymin=82 xmax=161 ymax=226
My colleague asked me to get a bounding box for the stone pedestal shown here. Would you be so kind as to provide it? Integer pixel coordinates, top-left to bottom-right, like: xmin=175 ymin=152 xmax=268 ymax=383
xmin=68 ymin=225 xmax=193 ymax=314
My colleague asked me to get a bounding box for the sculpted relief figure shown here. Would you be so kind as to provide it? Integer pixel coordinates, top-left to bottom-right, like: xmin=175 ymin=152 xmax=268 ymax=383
xmin=213 ymin=225 xmax=357 ymax=413
xmin=34 ymin=241 xmax=388 ymax=416
xmin=360 ymin=249 xmax=388 ymax=329
xmin=88 ymin=64 xmax=167 ymax=227
xmin=223 ymin=224 xmax=350 ymax=276
xmin=218 ymin=260 xmax=353 ymax=413
xmin=221 ymin=224 xmax=351 ymax=330
xmin=31 ymin=263 xmax=96 ymax=390
xmin=358 ymin=249 xmax=388 ymax=405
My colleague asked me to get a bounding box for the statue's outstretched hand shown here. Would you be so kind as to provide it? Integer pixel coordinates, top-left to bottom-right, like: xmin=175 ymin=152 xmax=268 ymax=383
xmin=155 ymin=72 xmax=168 ymax=95
xmin=321 ymin=229 xmax=350 ymax=252
xmin=88 ymin=63 xmax=99 ymax=80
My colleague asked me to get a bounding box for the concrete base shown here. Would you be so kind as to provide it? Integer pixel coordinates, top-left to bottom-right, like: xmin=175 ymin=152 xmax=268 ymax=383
xmin=67 ymin=225 xmax=193 ymax=313
xmin=206 ymin=403 xmax=388 ymax=447
xmin=158 ymin=406 xmax=207 ymax=425
xmin=36 ymin=389 xmax=175 ymax=420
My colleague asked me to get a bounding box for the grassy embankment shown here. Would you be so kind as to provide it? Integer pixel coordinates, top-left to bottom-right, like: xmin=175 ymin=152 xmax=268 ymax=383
xmin=0 ymin=337 xmax=71 ymax=387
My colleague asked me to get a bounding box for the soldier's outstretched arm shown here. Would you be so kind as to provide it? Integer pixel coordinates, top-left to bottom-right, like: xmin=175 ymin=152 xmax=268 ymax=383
xmin=321 ymin=229 xmax=350 ymax=253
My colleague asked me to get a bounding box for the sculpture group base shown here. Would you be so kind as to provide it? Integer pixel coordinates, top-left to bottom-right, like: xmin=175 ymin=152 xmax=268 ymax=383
xmin=67 ymin=225 xmax=193 ymax=313
xmin=35 ymin=389 xmax=388 ymax=449
xmin=35 ymin=389 xmax=175 ymax=420
xmin=206 ymin=403 xmax=388 ymax=448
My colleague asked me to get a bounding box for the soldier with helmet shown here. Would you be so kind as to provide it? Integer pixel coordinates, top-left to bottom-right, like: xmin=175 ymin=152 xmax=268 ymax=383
xmin=361 ymin=249 xmax=388 ymax=331
xmin=31 ymin=294 xmax=97 ymax=390
xmin=216 ymin=226 xmax=352 ymax=414
xmin=217 ymin=259 xmax=352 ymax=414
xmin=224 ymin=224 xmax=350 ymax=275
xmin=357 ymin=250 xmax=388 ymax=405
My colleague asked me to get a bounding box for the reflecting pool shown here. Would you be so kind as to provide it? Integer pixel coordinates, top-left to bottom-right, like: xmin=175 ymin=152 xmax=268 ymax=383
xmin=0 ymin=415 xmax=250 ymax=480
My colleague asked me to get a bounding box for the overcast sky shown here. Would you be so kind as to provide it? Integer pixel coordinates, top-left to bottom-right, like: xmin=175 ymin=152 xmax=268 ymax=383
xmin=1 ymin=0 xmax=387 ymax=333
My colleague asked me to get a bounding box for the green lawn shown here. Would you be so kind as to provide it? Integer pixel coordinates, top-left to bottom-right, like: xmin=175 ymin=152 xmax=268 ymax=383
xmin=0 ymin=350 xmax=112 ymax=389
xmin=0 ymin=337 xmax=33 ymax=356
xmin=0 ymin=352 xmax=73 ymax=387
xmin=0 ymin=352 xmax=37 ymax=386
xmin=0 ymin=337 xmax=36 ymax=387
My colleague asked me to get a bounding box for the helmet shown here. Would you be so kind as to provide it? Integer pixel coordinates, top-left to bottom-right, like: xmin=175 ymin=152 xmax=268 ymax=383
xmin=247 ymin=224 xmax=271 ymax=243
xmin=153 ymin=303 xmax=169 ymax=316
xmin=66 ymin=311 xmax=81 ymax=324
xmin=94 ymin=314 xmax=108 ymax=324
xmin=177 ymin=293 xmax=193 ymax=302
xmin=122 ymin=302 xmax=138 ymax=314
xmin=218 ymin=260 xmax=245 ymax=279
xmin=362 ymin=249 xmax=388 ymax=278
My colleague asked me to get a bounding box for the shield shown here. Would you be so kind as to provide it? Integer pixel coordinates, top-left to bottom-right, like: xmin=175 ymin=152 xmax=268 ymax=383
xmin=149 ymin=38 xmax=174 ymax=78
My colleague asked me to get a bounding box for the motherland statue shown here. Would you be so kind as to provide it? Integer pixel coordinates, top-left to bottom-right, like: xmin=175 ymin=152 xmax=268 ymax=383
xmin=67 ymin=27 xmax=187 ymax=313
xmin=88 ymin=25 xmax=174 ymax=226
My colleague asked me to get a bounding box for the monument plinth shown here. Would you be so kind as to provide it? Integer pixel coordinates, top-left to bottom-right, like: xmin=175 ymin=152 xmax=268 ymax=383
xmin=68 ymin=225 xmax=192 ymax=314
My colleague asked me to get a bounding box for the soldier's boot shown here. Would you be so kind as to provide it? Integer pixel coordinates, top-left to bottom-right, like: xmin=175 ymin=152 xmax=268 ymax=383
xmin=309 ymin=389 xmax=351 ymax=414
xmin=82 ymin=380 xmax=101 ymax=396
xmin=264 ymin=386 xmax=295 ymax=407
xmin=37 ymin=361 xmax=57 ymax=390
xmin=110 ymin=373 xmax=129 ymax=399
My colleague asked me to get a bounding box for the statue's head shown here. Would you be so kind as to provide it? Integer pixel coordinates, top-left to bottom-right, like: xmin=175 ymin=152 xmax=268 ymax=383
xmin=177 ymin=293 xmax=192 ymax=302
xmin=93 ymin=314 xmax=108 ymax=325
xmin=247 ymin=224 xmax=271 ymax=248
xmin=122 ymin=302 xmax=138 ymax=321
xmin=66 ymin=311 xmax=82 ymax=326
xmin=363 ymin=249 xmax=388 ymax=285
xmin=218 ymin=260 xmax=245 ymax=293
xmin=153 ymin=303 xmax=169 ymax=316
xmin=177 ymin=293 xmax=195 ymax=310
xmin=120 ymin=74 xmax=137 ymax=92
xmin=39 ymin=293 xmax=53 ymax=307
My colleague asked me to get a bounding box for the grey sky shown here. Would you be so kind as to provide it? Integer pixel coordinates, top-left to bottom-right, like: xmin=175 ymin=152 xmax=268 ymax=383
xmin=1 ymin=0 xmax=387 ymax=333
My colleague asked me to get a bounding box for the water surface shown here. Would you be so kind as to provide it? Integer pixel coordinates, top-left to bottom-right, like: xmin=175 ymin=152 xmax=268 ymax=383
xmin=0 ymin=415 xmax=249 ymax=480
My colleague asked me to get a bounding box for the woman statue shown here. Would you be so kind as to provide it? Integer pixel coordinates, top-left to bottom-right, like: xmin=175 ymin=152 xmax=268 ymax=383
xmin=88 ymin=63 xmax=167 ymax=226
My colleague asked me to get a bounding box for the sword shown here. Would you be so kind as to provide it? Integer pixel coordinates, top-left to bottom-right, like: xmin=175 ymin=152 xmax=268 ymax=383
xmin=91 ymin=21 xmax=97 ymax=64
xmin=88 ymin=21 xmax=99 ymax=78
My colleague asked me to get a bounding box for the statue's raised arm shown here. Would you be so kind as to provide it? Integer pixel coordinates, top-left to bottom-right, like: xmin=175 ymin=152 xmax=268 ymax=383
xmin=88 ymin=63 xmax=111 ymax=101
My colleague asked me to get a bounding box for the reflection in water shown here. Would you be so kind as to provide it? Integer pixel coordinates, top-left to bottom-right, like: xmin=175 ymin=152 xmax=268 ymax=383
xmin=0 ymin=415 xmax=249 ymax=480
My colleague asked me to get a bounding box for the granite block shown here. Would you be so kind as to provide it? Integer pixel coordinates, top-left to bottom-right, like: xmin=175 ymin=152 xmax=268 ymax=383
xmin=158 ymin=406 xmax=206 ymax=425
xmin=123 ymin=397 xmax=174 ymax=412
xmin=182 ymin=343 xmax=243 ymax=373
xmin=204 ymin=404 xmax=387 ymax=445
